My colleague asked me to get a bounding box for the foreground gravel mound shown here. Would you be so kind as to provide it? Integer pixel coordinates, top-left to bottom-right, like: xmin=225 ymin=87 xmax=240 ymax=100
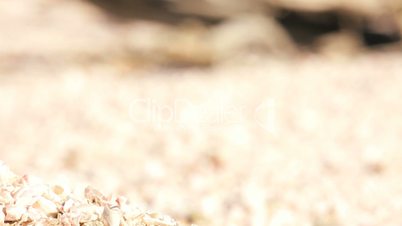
xmin=0 ymin=162 xmax=178 ymax=226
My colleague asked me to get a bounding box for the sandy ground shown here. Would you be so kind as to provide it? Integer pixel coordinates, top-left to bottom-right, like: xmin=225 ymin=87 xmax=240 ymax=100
xmin=1 ymin=1 xmax=402 ymax=226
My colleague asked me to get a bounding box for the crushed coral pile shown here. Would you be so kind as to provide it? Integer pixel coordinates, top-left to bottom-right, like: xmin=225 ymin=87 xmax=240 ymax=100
xmin=0 ymin=162 xmax=178 ymax=226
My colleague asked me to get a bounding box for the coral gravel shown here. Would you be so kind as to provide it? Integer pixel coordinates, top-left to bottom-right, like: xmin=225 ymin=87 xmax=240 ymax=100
xmin=0 ymin=162 xmax=178 ymax=226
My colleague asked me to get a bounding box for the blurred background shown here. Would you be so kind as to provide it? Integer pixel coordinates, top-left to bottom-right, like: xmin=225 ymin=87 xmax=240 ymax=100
xmin=1 ymin=0 xmax=402 ymax=225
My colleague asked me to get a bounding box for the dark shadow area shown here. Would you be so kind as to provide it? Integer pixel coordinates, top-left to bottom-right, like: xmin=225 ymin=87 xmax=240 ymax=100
xmin=362 ymin=31 xmax=401 ymax=46
xmin=276 ymin=10 xmax=341 ymax=46
xmin=276 ymin=8 xmax=401 ymax=47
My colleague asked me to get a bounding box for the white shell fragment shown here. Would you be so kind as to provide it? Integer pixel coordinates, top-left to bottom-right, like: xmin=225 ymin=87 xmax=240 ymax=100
xmin=4 ymin=205 xmax=25 ymax=221
xmin=103 ymin=206 xmax=121 ymax=226
xmin=0 ymin=163 xmax=180 ymax=226
xmin=32 ymin=197 xmax=59 ymax=217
